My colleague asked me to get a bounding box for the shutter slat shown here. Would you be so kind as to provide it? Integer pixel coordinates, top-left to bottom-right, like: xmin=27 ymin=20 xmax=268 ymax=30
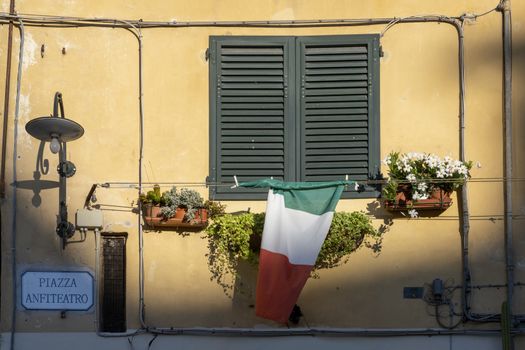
xmin=222 ymin=55 xmax=284 ymax=62
xmin=221 ymin=47 xmax=284 ymax=55
xmin=223 ymin=149 xmax=284 ymax=156
xmin=222 ymin=116 xmax=284 ymax=123
xmin=222 ymin=129 xmax=283 ymax=136
xmin=221 ymin=90 xmax=284 ymax=96
xmin=306 ymin=74 xmax=368 ymax=82
xmin=305 ymin=81 xmax=367 ymax=89
xmin=306 ymin=154 xmax=368 ymax=162
xmin=221 ymin=110 xmax=284 ymax=116
xmin=221 ymin=76 xmax=284 ymax=82
xmin=223 ymin=123 xmax=284 ymax=129
xmin=305 ymin=61 xmax=368 ymax=69
xmin=222 ymin=62 xmax=284 ymax=69
xmin=222 ymin=96 xmax=284 ymax=103
xmin=304 ymin=141 xmax=368 ymax=149
xmin=222 ymin=143 xmax=284 ymax=149
xmin=305 ymin=88 xmax=368 ymax=96
xmin=305 ymin=107 xmax=368 ymax=115
xmin=305 ymin=114 xmax=368 ymax=122
xmin=306 ymin=161 xmax=368 ymax=169
xmin=222 ymin=162 xmax=284 ymax=169
xmin=305 ymin=95 xmax=367 ymax=102
xmin=306 ymin=101 xmax=368 ymax=109
xmin=305 ymin=65 xmax=368 ymax=75
xmin=305 ymin=167 xmax=369 ymax=175
xmin=305 ymin=128 xmax=368 ymax=135
xmin=220 ymin=176 xmax=285 ymax=183
xmin=306 ymin=135 xmax=367 ymax=142
xmin=222 ymin=169 xmax=284 ymax=176
xmin=305 ymin=121 xmax=368 ymax=128
xmin=306 ymin=54 xmax=368 ymax=62
xmin=305 ymin=46 xmax=367 ymax=54
xmin=221 ymin=83 xmax=284 ymax=89
xmin=222 ymin=103 xmax=284 ymax=109
xmin=306 ymin=148 xmax=368 ymax=155
xmin=222 ymin=69 xmax=284 ymax=76
xmin=305 ymin=174 xmax=369 ymax=181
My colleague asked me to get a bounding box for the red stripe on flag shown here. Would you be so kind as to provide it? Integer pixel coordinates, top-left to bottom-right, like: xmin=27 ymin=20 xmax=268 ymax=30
xmin=256 ymin=249 xmax=313 ymax=323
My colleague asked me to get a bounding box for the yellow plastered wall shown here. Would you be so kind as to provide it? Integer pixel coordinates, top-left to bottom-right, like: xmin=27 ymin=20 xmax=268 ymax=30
xmin=0 ymin=0 xmax=523 ymax=331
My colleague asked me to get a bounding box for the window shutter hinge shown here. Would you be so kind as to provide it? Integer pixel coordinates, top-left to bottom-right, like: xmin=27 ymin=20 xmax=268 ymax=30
xmin=379 ymin=46 xmax=384 ymax=58
xmin=205 ymin=48 xmax=210 ymax=61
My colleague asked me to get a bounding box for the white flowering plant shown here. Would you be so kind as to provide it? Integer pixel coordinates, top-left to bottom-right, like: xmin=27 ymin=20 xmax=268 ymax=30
xmin=382 ymin=151 xmax=472 ymax=203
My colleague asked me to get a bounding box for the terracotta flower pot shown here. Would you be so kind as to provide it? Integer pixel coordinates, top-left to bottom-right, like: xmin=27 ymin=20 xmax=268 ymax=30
xmin=143 ymin=204 xmax=161 ymax=217
xmin=385 ymin=186 xmax=452 ymax=211
xmin=192 ymin=208 xmax=208 ymax=223
xmin=175 ymin=207 xmax=186 ymax=220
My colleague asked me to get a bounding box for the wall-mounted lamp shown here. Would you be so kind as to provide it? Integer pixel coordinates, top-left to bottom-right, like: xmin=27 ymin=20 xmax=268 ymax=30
xmin=25 ymin=92 xmax=84 ymax=249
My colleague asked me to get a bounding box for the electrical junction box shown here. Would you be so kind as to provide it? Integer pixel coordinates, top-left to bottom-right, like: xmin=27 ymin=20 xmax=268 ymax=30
xmin=403 ymin=287 xmax=424 ymax=299
xmin=76 ymin=208 xmax=103 ymax=229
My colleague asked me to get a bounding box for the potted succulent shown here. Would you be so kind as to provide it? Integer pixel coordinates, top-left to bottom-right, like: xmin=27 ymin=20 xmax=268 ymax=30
xmin=382 ymin=151 xmax=472 ymax=214
xmin=139 ymin=184 xmax=164 ymax=218
xmin=141 ymin=186 xmax=209 ymax=228
xmin=177 ymin=187 xmax=206 ymax=222
xmin=159 ymin=187 xmax=205 ymax=222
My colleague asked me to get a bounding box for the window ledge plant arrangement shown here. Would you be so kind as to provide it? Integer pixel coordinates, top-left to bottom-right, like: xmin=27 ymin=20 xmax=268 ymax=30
xmin=382 ymin=151 xmax=472 ymax=215
xmin=139 ymin=185 xmax=208 ymax=228
xmin=205 ymin=210 xmax=383 ymax=296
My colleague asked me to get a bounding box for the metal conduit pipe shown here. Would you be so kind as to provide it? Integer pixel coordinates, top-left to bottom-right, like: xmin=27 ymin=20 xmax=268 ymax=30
xmin=0 ymin=0 xmax=16 ymax=198
xmin=460 ymin=0 xmax=515 ymax=327
xmin=9 ymin=16 xmax=24 ymax=350
xmin=500 ymin=0 xmax=515 ymax=338
xmin=0 ymin=14 xmax=470 ymax=29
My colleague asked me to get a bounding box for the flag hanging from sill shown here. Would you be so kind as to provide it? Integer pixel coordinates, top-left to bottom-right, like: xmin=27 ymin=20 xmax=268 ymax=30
xmin=239 ymin=179 xmax=353 ymax=324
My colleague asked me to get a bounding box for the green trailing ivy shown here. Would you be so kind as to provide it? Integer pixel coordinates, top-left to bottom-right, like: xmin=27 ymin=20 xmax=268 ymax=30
xmin=205 ymin=213 xmax=265 ymax=295
xmin=314 ymin=211 xmax=382 ymax=274
xmin=205 ymin=211 xmax=382 ymax=295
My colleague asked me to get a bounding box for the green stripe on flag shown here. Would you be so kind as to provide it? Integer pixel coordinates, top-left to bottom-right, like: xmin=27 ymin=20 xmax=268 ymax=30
xmin=239 ymin=179 xmax=351 ymax=215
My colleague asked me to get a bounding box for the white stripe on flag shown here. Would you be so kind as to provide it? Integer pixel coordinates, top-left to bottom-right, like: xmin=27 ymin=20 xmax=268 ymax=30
xmin=261 ymin=190 xmax=334 ymax=265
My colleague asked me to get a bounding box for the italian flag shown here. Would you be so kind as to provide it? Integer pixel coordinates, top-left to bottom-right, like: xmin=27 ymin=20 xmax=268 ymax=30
xmin=240 ymin=179 xmax=351 ymax=324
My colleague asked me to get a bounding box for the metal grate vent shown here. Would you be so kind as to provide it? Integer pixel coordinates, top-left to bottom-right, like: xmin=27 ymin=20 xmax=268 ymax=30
xmin=100 ymin=233 xmax=127 ymax=332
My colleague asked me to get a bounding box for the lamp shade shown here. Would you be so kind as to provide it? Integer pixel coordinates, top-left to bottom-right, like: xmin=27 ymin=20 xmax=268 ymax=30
xmin=25 ymin=116 xmax=84 ymax=142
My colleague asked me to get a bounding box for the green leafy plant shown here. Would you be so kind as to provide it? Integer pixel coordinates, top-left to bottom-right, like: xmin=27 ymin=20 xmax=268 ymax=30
xmin=314 ymin=211 xmax=381 ymax=275
xmin=205 ymin=211 xmax=381 ymax=295
xmin=382 ymin=179 xmax=399 ymax=202
xmin=205 ymin=213 xmax=265 ymax=295
xmin=139 ymin=184 xmax=163 ymax=206
xmin=203 ymin=200 xmax=227 ymax=219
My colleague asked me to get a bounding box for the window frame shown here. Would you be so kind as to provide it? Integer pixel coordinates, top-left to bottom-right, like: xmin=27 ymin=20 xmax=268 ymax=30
xmin=209 ymin=35 xmax=380 ymax=200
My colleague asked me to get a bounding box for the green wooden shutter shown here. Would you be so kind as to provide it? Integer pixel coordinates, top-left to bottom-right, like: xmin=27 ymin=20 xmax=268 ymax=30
xmin=210 ymin=37 xmax=295 ymax=199
xmin=298 ymin=35 xmax=380 ymax=197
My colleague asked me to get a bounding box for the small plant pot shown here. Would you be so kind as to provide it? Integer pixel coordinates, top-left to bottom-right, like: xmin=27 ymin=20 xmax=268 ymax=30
xmin=175 ymin=207 xmax=186 ymax=220
xmin=192 ymin=208 xmax=208 ymax=224
xmin=384 ymin=187 xmax=452 ymax=211
xmin=143 ymin=204 xmax=161 ymax=217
